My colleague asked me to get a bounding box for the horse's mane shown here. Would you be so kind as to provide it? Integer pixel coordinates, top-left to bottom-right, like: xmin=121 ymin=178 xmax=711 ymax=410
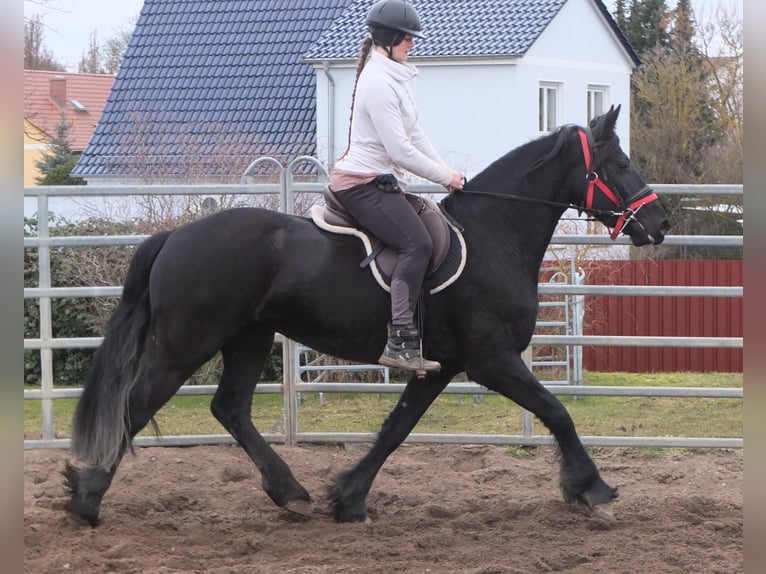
xmin=467 ymin=119 xmax=618 ymax=189
xmin=467 ymin=126 xmax=575 ymax=189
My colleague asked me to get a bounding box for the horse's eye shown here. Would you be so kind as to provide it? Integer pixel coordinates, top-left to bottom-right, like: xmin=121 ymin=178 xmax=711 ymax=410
xmin=617 ymin=159 xmax=630 ymax=170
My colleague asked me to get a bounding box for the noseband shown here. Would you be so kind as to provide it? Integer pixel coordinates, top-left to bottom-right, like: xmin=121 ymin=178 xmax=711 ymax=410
xmin=577 ymin=128 xmax=659 ymax=240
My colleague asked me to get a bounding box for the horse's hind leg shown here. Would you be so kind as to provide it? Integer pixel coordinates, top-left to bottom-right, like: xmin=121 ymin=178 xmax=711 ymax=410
xmin=65 ymin=361 xmax=192 ymax=526
xmin=211 ymin=325 xmax=311 ymax=514
xmin=63 ymin=460 xmax=116 ymax=527
xmin=330 ymin=369 xmax=454 ymax=522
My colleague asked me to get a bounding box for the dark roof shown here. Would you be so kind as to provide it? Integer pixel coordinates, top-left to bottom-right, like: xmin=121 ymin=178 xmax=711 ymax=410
xmin=305 ymin=0 xmax=639 ymax=64
xmin=304 ymin=0 xmax=547 ymax=59
xmin=73 ymin=0 xmax=350 ymax=180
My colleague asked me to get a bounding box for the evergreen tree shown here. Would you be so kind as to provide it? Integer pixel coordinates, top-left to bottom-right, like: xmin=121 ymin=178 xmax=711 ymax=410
xmin=614 ymin=0 xmax=628 ymax=31
xmin=672 ymin=0 xmax=696 ymax=54
xmin=625 ymin=0 xmax=672 ymax=54
xmin=34 ymin=117 xmax=86 ymax=186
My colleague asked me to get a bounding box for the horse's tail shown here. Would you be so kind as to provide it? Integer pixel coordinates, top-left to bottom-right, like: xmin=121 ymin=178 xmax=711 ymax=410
xmin=70 ymin=230 xmax=173 ymax=470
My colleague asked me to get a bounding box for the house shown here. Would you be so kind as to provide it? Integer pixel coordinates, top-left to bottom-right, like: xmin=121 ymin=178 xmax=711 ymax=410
xmin=73 ymin=0 xmax=639 ymax=186
xmin=305 ymin=0 xmax=640 ymax=178
xmin=72 ymin=0 xmax=351 ymax=184
xmin=24 ymin=70 xmax=115 ymax=186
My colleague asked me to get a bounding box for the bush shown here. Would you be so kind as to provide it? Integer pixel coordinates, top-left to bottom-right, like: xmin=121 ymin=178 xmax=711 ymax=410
xmin=24 ymin=214 xmax=285 ymax=387
xmin=24 ymin=216 xmax=136 ymax=387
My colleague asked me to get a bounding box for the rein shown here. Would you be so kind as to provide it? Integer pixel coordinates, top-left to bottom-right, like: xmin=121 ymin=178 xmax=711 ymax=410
xmin=457 ymin=127 xmax=659 ymax=241
xmin=456 ymin=188 xmax=595 ymax=214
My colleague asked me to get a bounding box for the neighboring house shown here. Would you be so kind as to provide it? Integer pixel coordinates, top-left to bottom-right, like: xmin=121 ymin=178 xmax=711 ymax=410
xmin=305 ymin=0 xmax=640 ymax=178
xmin=72 ymin=0 xmax=351 ymax=184
xmin=74 ymin=0 xmax=638 ymax=186
xmin=24 ymin=70 xmax=115 ymax=186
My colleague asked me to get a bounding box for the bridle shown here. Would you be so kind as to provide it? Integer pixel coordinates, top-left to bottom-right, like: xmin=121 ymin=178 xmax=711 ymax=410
xmin=577 ymin=128 xmax=659 ymax=240
xmin=457 ymin=127 xmax=660 ymax=241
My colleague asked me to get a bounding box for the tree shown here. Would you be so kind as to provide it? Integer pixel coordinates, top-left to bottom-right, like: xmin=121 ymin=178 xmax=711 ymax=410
xmin=619 ymin=1 xmax=742 ymax=259
xmin=102 ymin=24 xmax=134 ymax=75
xmin=695 ymin=4 xmax=743 ymax=136
xmin=613 ymin=0 xmax=628 ymax=31
xmin=671 ymin=0 xmax=695 ymax=54
xmin=620 ymin=0 xmax=742 ymax=184
xmin=78 ymin=31 xmax=105 ymax=74
xmin=24 ymin=14 xmax=64 ymax=71
xmin=77 ymin=18 xmax=136 ymax=75
xmin=630 ymin=47 xmax=721 ymax=183
xmin=34 ymin=116 xmax=86 ymax=185
xmin=624 ymin=0 xmax=673 ymax=54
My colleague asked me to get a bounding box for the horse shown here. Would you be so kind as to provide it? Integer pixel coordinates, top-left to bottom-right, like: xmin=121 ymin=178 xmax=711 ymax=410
xmin=63 ymin=105 xmax=670 ymax=526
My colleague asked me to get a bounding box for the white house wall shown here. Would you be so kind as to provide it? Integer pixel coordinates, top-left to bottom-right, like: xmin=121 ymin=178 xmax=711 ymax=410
xmin=520 ymin=0 xmax=635 ymax=150
xmin=410 ymin=61 xmax=521 ymax=177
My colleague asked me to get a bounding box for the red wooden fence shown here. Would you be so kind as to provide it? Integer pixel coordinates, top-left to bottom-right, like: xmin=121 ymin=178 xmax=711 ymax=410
xmin=577 ymin=259 xmax=742 ymax=372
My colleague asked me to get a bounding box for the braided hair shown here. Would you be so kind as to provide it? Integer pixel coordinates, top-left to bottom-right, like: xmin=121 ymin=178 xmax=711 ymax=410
xmin=337 ymin=35 xmax=374 ymax=162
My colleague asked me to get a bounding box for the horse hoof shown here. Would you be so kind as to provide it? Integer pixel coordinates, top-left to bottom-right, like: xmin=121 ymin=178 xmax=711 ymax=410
xmin=284 ymin=499 xmax=312 ymax=516
xmin=591 ymin=501 xmax=616 ymax=524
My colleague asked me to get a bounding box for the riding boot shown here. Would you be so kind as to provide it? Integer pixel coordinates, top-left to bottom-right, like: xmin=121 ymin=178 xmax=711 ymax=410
xmin=378 ymin=322 xmax=441 ymax=374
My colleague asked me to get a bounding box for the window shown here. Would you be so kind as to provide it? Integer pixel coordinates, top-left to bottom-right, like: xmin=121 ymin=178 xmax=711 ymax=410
xmin=539 ymin=83 xmax=560 ymax=132
xmin=587 ymin=86 xmax=609 ymax=121
xmin=70 ymin=99 xmax=88 ymax=112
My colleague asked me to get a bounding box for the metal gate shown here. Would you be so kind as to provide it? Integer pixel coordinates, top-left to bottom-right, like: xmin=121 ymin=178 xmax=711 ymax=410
xmin=23 ymin=162 xmax=743 ymax=450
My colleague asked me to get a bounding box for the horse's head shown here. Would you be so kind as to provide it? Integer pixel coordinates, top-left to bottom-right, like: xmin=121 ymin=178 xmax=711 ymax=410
xmin=580 ymin=105 xmax=670 ymax=246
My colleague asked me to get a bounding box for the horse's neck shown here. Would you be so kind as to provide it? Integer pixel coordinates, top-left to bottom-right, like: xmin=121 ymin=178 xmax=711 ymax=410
xmin=452 ymin=132 xmax=579 ymax=268
xmin=448 ymin=192 xmax=566 ymax=272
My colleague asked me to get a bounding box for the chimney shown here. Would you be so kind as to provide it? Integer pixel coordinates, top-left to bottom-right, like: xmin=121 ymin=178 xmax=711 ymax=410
xmin=50 ymin=75 xmax=66 ymax=108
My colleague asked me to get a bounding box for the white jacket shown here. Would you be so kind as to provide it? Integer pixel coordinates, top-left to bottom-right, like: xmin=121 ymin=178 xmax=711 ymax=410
xmin=333 ymin=49 xmax=452 ymax=190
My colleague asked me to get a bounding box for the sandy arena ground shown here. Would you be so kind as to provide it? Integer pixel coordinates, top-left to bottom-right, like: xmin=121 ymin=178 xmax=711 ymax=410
xmin=25 ymin=443 xmax=742 ymax=573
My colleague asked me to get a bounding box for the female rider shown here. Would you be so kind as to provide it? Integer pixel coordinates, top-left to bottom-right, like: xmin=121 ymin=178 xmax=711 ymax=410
xmin=328 ymin=0 xmax=464 ymax=373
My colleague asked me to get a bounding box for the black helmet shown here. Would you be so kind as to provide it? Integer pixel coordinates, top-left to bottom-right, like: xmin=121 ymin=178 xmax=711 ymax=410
xmin=366 ymin=0 xmax=425 ymax=39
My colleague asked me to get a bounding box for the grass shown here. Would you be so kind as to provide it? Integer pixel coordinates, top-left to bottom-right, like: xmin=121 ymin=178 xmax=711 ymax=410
xmin=24 ymin=371 xmax=743 ymax=441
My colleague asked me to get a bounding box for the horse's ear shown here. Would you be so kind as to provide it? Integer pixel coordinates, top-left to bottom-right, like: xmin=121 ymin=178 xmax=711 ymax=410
xmin=603 ymin=104 xmax=621 ymax=133
xmin=589 ymin=104 xmax=622 ymax=139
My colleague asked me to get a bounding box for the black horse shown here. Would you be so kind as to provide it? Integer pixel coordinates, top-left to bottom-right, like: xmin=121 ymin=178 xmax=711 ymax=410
xmin=64 ymin=106 xmax=670 ymax=526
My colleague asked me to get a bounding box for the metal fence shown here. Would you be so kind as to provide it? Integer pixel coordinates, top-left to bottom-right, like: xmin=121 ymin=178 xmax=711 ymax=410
xmin=23 ymin=163 xmax=743 ymax=451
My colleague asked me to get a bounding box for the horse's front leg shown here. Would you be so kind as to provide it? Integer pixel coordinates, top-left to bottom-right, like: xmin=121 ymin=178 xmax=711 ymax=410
xmin=329 ymin=368 xmax=455 ymax=522
xmin=469 ymin=351 xmax=617 ymax=519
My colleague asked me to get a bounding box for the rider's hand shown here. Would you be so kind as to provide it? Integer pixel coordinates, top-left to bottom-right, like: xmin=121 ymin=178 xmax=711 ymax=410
xmin=446 ymin=169 xmax=465 ymax=194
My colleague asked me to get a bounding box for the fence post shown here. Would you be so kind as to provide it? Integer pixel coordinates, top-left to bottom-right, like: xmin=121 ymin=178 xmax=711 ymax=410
xmin=34 ymin=195 xmax=57 ymax=443
xmin=521 ymin=347 xmax=534 ymax=437
xmin=282 ymin=339 xmax=299 ymax=445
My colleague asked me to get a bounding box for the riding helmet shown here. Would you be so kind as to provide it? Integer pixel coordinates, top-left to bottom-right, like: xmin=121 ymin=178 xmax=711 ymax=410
xmin=366 ymin=0 xmax=425 ymax=39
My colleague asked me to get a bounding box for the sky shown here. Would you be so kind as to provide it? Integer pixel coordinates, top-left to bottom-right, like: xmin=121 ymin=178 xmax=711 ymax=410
xmin=25 ymin=0 xmax=742 ymax=73
xmin=24 ymin=0 xmax=145 ymax=71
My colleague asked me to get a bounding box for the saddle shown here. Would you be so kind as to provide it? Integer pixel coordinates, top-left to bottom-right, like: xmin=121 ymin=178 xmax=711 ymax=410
xmin=310 ymin=190 xmax=467 ymax=294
